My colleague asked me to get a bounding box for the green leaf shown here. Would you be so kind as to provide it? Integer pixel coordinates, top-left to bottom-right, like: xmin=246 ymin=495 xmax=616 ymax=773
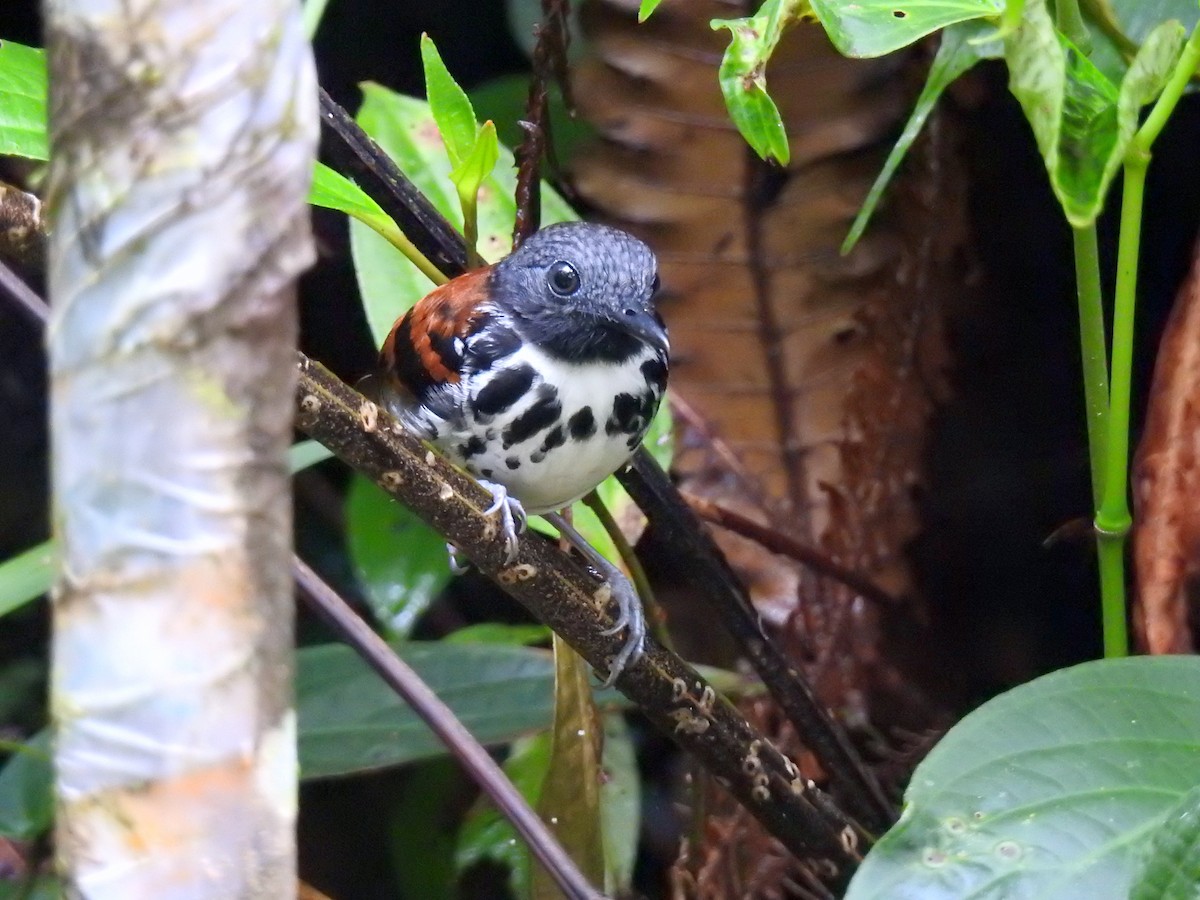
xmin=0 ymin=40 xmax=48 ymax=161
xmin=845 ymin=656 xmax=1200 ymax=899
xmin=809 ymin=0 xmax=1004 ymax=58
xmin=0 ymin=875 xmax=60 ymax=900
xmin=444 ymin=622 xmax=551 ymax=646
xmin=348 ymin=82 xmax=577 ymax=347
xmin=531 ymin=637 xmax=606 ymax=897
xmin=420 ymin=34 xmax=478 ymax=167
xmin=0 ymin=731 xmax=52 ymax=840
xmin=388 ymin=758 xmax=460 ymax=899
xmin=0 ymin=542 xmax=54 ymax=619
xmin=1084 ymin=0 xmax=1200 ymax=88
xmin=843 ymin=18 xmax=1003 ymax=253
xmin=308 ymin=161 xmax=414 ymax=252
xmin=1004 ymin=0 xmax=1185 ymax=226
xmin=288 ymin=438 xmax=334 ymax=472
xmin=301 ymin=641 xmax=537 ymax=777
xmin=1129 ymin=785 xmax=1200 ymax=900
xmin=450 ymin=120 xmax=500 ymax=204
xmin=344 ymin=474 xmax=451 ymax=638
xmin=638 ymin=0 xmax=665 ymax=22
xmin=710 ymin=0 xmax=803 ymax=165
xmin=599 ymin=713 xmax=640 ymax=896
xmin=456 ymin=731 xmax=551 ymax=897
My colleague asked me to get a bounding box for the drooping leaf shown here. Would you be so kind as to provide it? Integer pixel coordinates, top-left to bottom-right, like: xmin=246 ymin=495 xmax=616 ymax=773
xmin=843 ymin=18 xmax=1003 ymax=252
xmin=420 ymin=33 xmax=479 ymax=167
xmin=444 ymin=622 xmax=551 ymax=646
xmin=710 ymin=0 xmax=808 ymax=165
xmin=0 ymin=40 xmax=48 ymax=160
xmin=845 ymin=656 xmax=1200 ymax=898
xmin=387 ymin=758 xmax=460 ymax=900
xmin=809 ymin=0 xmax=1004 ymax=58
xmin=1129 ymin=785 xmax=1200 ymax=900
xmin=1004 ymin=0 xmax=1185 ymax=226
xmin=0 ymin=730 xmax=52 ymax=840
xmin=531 ymin=636 xmax=606 ymax=897
xmin=344 ymin=474 xmax=451 ymax=638
xmin=1084 ymin=0 xmax=1200 ymax=88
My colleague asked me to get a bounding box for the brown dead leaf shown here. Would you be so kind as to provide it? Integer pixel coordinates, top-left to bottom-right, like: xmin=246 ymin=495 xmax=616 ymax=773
xmin=1133 ymin=236 xmax=1200 ymax=654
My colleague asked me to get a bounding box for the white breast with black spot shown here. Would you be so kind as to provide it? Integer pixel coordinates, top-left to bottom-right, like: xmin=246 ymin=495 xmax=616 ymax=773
xmin=443 ymin=342 xmax=666 ymax=513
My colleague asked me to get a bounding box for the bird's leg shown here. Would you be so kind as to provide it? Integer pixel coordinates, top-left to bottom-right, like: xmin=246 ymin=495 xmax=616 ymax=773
xmin=542 ymin=511 xmax=647 ymax=687
xmin=478 ymin=479 xmax=527 ymax=563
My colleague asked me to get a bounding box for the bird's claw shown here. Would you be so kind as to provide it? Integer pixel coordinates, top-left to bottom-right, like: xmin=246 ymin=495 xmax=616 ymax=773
xmin=597 ymin=576 xmax=647 ymax=688
xmin=446 ymin=543 xmax=471 ymax=575
xmin=478 ymin=479 xmax=527 ymax=563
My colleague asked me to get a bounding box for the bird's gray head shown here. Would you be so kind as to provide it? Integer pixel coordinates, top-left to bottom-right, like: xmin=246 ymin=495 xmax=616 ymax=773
xmin=491 ymin=222 xmax=667 ymax=363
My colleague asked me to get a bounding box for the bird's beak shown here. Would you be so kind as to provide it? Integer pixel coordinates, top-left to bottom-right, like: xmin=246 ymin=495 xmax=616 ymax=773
xmin=618 ymin=305 xmax=670 ymax=357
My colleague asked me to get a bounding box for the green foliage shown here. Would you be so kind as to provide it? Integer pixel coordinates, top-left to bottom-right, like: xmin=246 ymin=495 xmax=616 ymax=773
xmin=296 ymin=640 xmax=627 ymax=778
xmin=710 ymin=0 xmax=807 ymax=165
xmin=344 ymin=475 xmax=453 ymax=639
xmin=638 ymin=0 xmax=665 ymax=23
xmin=846 ymin=657 xmax=1200 ymax=898
xmin=1129 ymin=785 xmax=1200 ymax=900
xmin=443 ymin=622 xmax=551 ymax=645
xmin=0 ymin=39 xmax=47 ymax=160
xmin=809 ymin=0 xmax=1004 ymax=58
xmin=387 ymin=758 xmax=461 ymax=899
xmin=0 ymin=731 xmax=52 ymax=841
xmin=420 ymin=35 xmax=479 ymax=167
xmin=0 ymin=543 xmax=54 ymax=620
xmin=1005 ymin=0 xmax=1184 ymax=227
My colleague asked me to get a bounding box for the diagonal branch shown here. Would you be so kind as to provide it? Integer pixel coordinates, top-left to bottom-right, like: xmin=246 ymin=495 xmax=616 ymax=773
xmin=294 ymin=350 xmax=863 ymax=885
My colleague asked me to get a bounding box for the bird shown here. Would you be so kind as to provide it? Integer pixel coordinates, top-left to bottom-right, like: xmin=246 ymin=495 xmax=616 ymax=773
xmin=377 ymin=221 xmax=669 ymax=683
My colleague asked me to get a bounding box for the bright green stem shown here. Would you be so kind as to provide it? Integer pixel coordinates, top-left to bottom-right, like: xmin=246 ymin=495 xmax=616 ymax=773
xmin=581 ymin=491 xmax=671 ymax=651
xmin=1071 ymin=224 xmax=1109 ymax=509
xmin=1094 ymin=28 xmax=1200 ymax=658
xmin=458 ymin=188 xmax=484 ymax=269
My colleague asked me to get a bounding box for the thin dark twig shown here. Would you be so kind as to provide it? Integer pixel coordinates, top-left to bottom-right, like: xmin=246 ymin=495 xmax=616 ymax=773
xmin=620 ymin=449 xmax=896 ymax=835
xmin=318 ymin=88 xmax=469 ymax=277
xmin=292 ymin=558 xmax=604 ymax=900
xmin=683 ymin=493 xmax=902 ymax=609
xmin=0 ymin=258 xmax=50 ymax=323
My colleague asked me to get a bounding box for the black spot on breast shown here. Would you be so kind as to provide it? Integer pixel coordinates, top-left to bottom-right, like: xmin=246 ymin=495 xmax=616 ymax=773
xmin=626 ymin=435 xmax=641 ymax=449
xmin=567 ymin=407 xmax=595 ymax=441
xmin=640 ymin=357 xmax=667 ymax=393
xmin=502 ymin=384 xmax=561 ymax=448
xmin=480 ymin=468 xmax=494 ymax=479
xmin=505 ymin=456 xmax=520 ymax=470
xmin=457 ymin=435 xmax=487 ymax=458
xmin=606 ymin=392 xmax=643 ymax=436
xmin=465 ymin=317 xmax=521 ymax=371
xmin=530 ymin=450 xmax=545 ymax=464
xmin=540 ymin=424 xmax=566 ymax=454
xmin=472 ymin=364 xmax=536 ymax=417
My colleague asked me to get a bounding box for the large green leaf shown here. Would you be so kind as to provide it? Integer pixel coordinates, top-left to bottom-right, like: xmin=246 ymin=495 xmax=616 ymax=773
xmin=344 ymin=474 xmax=451 ymax=638
xmin=846 ymin=656 xmax=1200 ymax=899
xmin=420 ymin=34 xmax=478 ymax=168
xmin=1085 ymin=0 xmax=1200 ymax=87
xmin=810 ymin=0 xmax=1004 ymax=58
xmin=348 ymin=82 xmax=575 ymax=347
xmin=0 ymin=40 xmax=48 ymax=160
xmin=297 ymin=640 xmax=626 ymax=778
xmin=598 ymin=713 xmax=640 ymax=896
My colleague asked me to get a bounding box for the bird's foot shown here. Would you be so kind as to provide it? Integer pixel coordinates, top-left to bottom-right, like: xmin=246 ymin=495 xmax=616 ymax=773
xmin=542 ymin=511 xmax=646 ymax=687
xmin=478 ymin=479 xmax=527 ymax=564
xmin=446 ymin=543 xmax=471 ymax=575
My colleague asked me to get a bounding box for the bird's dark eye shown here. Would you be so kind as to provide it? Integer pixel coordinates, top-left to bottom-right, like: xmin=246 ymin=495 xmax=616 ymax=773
xmin=547 ymin=260 xmax=581 ymax=296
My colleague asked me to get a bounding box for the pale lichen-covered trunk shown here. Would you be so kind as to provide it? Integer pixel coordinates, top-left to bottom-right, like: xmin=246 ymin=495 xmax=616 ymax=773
xmin=43 ymin=0 xmax=317 ymax=893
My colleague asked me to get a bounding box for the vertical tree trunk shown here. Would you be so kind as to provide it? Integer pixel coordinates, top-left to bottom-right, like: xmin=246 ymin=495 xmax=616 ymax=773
xmin=43 ymin=0 xmax=317 ymax=893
